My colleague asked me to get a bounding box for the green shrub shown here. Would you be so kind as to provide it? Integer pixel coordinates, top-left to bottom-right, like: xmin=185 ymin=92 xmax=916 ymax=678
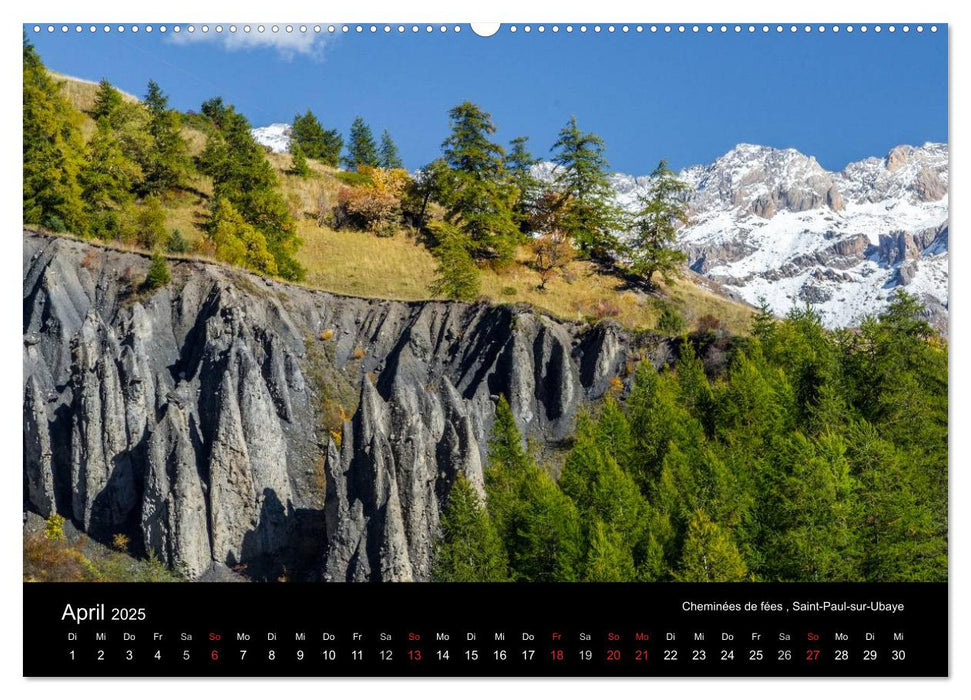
xmin=428 ymin=223 xmax=481 ymax=301
xmin=166 ymin=228 xmax=191 ymax=254
xmin=656 ymin=303 xmax=686 ymax=334
xmin=143 ymin=251 xmax=171 ymax=291
xmin=44 ymin=514 xmax=66 ymax=542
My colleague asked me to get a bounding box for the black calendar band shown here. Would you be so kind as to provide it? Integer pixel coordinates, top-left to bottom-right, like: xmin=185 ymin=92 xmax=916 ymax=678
xmin=24 ymin=582 xmax=947 ymax=677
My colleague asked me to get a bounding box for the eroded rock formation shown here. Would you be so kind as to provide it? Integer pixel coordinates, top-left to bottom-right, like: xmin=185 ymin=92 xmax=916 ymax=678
xmin=22 ymin=230 xmax=668 ymax=581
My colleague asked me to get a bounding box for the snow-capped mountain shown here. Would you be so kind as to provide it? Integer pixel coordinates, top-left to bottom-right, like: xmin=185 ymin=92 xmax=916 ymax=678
xmin=252 ymin=123 xmax=292 ymax=153
xmin=254 ymin=122 xmax=948 ymax=330
xmin=556 ymin=143 xmax=948 ymax=330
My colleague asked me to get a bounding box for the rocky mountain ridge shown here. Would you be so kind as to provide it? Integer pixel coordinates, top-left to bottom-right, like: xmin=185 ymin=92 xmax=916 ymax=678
xmin=23 ymin=230 xmax=669 ymax=581
xmin=619 ymin=142 xmax=948 ymax=329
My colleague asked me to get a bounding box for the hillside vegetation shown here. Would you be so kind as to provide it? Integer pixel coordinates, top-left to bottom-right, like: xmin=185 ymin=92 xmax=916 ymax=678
xmin=26 ymin=44 xmax=753 ymax=334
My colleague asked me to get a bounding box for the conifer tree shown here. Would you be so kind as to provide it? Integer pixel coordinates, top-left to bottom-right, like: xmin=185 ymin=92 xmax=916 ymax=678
xmin=751 ymin=296 xmax=777 ymax=341
xmin=505 ymin=136 xmax=541 ymax=230
xmin=550 ymin=116 xmax=622 ymax=260
xmin=676 ymin=510 xmax=748 ymax=582
xmin=628 ymin=159 xmax=690 ymax=287
xmin=291 ymin=110 xmax=342 ymax=166
xmin=432 ymin=474 xmax=509 ymax=582
xmin=204 ymin=196 xmax=278 ymax=275
xmin=290 ymin=142 xmax=311 ymax=177
xmin=427 ymin=222 xmax=481 ymax=301
xmin=199 ymin=99 xmax=303 ymax=279
xmin=760 ymin=432 xmax=859 ymax=582
xmin=560 ymin=412 xmax=643 ymax=537
xmin=141 ymin=80 xmax=190 ymax=194
xmin=437 ymin=101 xmax=520 ymax=264
xmin=585 ymin=520 xmax=637 ymax=582
xmin=23 ymin=38 xmax=87 ymax=233
xmin=513 ymin=473 xmax=584 ymax=582
xmin=343 ymin=116 xmax=379 ymax=170
xmin=378 ymin=129 xmax=404 ymax=169
xmin=484 ymin=395 xmax=535 ymax=543
xmin=81 ymin=118 xmax=143 ymax=238
xmin=143 ymin=250 xmax=171 ymax=291
xmin=91 ymin=78 xmax=124 ymax=120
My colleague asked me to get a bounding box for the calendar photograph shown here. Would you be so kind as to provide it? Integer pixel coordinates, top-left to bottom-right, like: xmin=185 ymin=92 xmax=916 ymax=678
xmin=22 ymin=23 xmax=948 ymax=588
xmin=21 ymin=22 xmax=949 ymax=677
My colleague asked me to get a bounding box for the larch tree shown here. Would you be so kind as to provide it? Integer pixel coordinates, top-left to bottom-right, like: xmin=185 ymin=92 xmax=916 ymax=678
xmin=550 ymin=116 xmax=622 ymax=261
xmin=22 ymin=38 xmax=87 ymax=234
xmin=437 ymin=101 xmax=520 ymax=264
xmin=378 ymin=129 xmax=404 ymax=169
xmin=432 ymin=474 xmax=509 ymax=582
xmin=628 ymin=159 xmax=691 ymax=287
xmin=343 ymin=116 xmax=379 ymax=170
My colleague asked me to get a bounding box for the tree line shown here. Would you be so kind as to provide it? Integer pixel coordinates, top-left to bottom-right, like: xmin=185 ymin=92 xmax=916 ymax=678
xmin=25 ymin=37 xmax=688 ymax=299
xmin=434 ymin=291 xmax=948 ymax=583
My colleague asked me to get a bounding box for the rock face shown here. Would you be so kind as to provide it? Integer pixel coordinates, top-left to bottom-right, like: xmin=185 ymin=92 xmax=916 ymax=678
xmin=23 ymin=230 xmax=667 ymax=581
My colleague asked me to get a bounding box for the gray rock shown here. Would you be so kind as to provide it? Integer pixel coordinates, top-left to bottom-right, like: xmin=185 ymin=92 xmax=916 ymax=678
xmin=22 ymin=230 xmax=669 ymax=581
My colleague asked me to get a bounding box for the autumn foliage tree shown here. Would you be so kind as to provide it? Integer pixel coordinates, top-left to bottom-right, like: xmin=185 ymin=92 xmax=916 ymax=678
xmin=528 ymin=190 xmax=575 ymax=290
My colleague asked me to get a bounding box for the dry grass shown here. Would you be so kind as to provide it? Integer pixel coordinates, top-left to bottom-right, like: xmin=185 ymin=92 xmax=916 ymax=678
xmin=296 ymin=223 xmax=439 ymax=298
xmin=51 ymin=70 xmax=139 ymax=112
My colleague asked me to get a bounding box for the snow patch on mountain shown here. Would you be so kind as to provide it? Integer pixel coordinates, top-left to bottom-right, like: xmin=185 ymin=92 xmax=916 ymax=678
xmin=252 ymin=123 xmax=291 ymax=153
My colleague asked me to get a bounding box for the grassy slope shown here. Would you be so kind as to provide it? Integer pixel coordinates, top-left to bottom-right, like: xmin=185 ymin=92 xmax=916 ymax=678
xmin=54 ymin=73 xmax=754 ymax=335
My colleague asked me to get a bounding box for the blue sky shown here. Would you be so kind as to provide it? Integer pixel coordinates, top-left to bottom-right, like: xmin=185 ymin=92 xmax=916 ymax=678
xmin=27 ymin=25 xmax=947 ymax=174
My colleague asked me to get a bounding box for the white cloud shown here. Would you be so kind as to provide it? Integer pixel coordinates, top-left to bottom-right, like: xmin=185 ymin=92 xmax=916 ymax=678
xmin=167 ymin=25 xmax=331 ymax=61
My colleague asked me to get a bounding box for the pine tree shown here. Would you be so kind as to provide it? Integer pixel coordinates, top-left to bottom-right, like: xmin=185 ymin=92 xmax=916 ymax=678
xmin=484 ymin=395 xmax=534 ymax=543
xmin=205 ymin=196 xmax=278 ymax=275
xmin=291 ymin=110 xmax=342 ymax=166
xmin=751 ymin=296 xmax=777 ymax=341
xmin=23 ymin=38 xmax=87 ymax=234
xmin=676 ymin=510 xmax=748 ymax=582
xmin=432 ymin=474 xmax=509 ymax=582
xmin=199 ymin=99 xmax=303 ymax=280
xmin=81 ymin=118 xmax=142 ymax=238
xmin=505 ymin=136 xmax=541 ymax=230
xmin=437 ymin=101 xmax=520 ymax=264
xmin=91 ymin=78 xmax=124 ymax=120
xmin=585 ymin=520 xmax=637 ymax=582
xmin=628 ymin=159 xmax=690 ymax=287
xmin=343 ymin=116 xmax=379 ymax=170
xmin=427 ymin=222 xmax=481 ymax=301
xmin=550 ymin=116 xmax=622 ymax=261
xmin=378 ymin=129 xmax=404 ymax=169
xmin=143 ymin=250 xmax=171 ymax=291
xmin=290 ymin=142 xmax=311 ymax=177
xmin=141 ymin=80 xmax=190 ymax=194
